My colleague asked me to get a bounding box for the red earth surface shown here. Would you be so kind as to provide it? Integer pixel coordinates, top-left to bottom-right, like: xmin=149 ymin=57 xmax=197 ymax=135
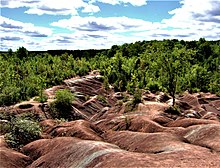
xmin=1 ymin=72 xmax=220 ymax=167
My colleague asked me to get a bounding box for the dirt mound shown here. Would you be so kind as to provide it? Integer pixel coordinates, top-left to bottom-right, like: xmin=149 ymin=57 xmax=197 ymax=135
xmin=165 ymin=118 xmax=219 ymax=127
xmin=183 ymin=124 xmax=220 ymax=152
xmin=104 ymin=124 xmax=220 ymax=153
xmin=21 ymin=136 xmax=220 ymax=168
xmin=1 ymin=73 xmax=220 ymax=167
xmin=104 ymin=131 xmax=192 ymax=154
xmin=0 ymin=136 xmax=31 ymax=168
xmin=180 ymin=93 xmax=201 ymax=107
xmin=42 ymin=119 xmax=103 ymax=141
xmin=22 ymin=137 xmax=129 ymax=168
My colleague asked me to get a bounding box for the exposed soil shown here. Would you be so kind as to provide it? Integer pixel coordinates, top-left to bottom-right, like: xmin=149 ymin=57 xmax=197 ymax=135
xmin=1 ymin=71 xmax=220 ymax=167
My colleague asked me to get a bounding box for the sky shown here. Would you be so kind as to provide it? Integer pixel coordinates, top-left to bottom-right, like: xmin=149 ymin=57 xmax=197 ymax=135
xmin=0 ymin=0 xmax=220 ymax=51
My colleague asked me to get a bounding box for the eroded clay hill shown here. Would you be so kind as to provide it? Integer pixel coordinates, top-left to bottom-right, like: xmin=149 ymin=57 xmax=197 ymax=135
xmin=1 ymin=71 xmax=220 ymax=168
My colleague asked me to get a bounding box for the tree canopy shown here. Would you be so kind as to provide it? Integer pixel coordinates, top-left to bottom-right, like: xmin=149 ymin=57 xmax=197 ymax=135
xmin=0 ymin=39 xmax=219 ymax=106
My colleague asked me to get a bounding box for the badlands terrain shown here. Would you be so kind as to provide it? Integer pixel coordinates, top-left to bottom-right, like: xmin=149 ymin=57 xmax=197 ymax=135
xmin=1 ymin=71 xmax=220 ymax=167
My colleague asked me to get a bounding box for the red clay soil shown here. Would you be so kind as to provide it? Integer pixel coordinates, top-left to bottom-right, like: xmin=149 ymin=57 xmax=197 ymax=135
xmin=21 ymin=136 xmax=220 ymax=168
xmin=165 ymin=118 xmax=219 ymax=127
xmin=41 ymin=119 xmax=104 ymax=141
xmin=1 ymin=73 xmax=220 ymax=167
xmin=0 ymin=137 xmax=32 ymax=168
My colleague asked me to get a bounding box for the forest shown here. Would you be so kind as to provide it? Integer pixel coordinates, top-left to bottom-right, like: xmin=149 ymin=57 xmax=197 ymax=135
xmin=0 ymin=38 xmax=219 ymax=106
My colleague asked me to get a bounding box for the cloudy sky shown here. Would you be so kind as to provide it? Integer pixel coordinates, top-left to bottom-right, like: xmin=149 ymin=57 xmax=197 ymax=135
xmin=0 ymin=0 xmax=220 ymax=51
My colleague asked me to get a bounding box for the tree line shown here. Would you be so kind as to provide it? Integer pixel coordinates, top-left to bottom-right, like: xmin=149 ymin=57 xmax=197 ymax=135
xmin=0 ymin=38 xmax=219 ymax=106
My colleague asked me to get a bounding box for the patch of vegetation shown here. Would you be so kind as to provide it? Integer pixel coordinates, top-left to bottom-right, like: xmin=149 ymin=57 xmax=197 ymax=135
xmin=124 ymin=100 xmax=137 ymax=113
xmin=0 ymin=120 xmax=11 ymax=135
xmin=54 ymin=118 xmax=67 ymax=124
xmin=0 ymin=111 xmax=42 ymax=149
xmin=0 ymin=39 xmax=219 ymax=106
xmin=17 ymin=112 xmax=41 ymax=122
xmin=0 ymin=111 xmax=15 ymax=135
xmin=49 ymin=89 xmax=75 ymax=120
xmin=5 ymin=118 xmax=41 ymax=149
xmin=133 ymin=88 xmax=142 ymax=104
xmin=97 ymin=95 xmax=108 ymax=105
xmin=122 ymin=94 xmax=129 ymax=102
xmin=103 ymin=76 xmax=110 ymax=90
xmin=34 ymin=92 xmax=48 ymax=103
xmin=123 ymin=88 xmax=142 ymax=113
xmin=0 ymin=111 xmax=16 ymax=121
xmin=116 ymin=100 xmax=123 ymax=106
xmin=146 ymin=81 xmax=162 ymax=93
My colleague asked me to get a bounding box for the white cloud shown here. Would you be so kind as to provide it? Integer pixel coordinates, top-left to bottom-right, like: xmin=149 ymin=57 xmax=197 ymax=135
xmin=44 ymin=31 xmax=141 ymax=50
xmin=90 ymin=0 xmax=147 ymax=6
xmin=0 ymin=0 xmax=148 ymax=16
xmin=0 ymin=0 xmax=40 ymax=8
xmin=51 ymin=16 xmax=158 ymax=33
xmin=1 ymin=0 xmax=100 ymax=15
xmin=158 ymin=0 xmax=220 ymax=40
xmin=0 ymin=29 xmax=45 ymax=51
xmin=25 ymin=0 xmax=88 ymax=15
xmin=163 ymin=0 xmax=220 ymax=28
xmin=0 ymin=16 xmax=52 ymax=37
xmin=1 ymin=0 xmax=220 ymax=51
xmin=82 ymin=4 xmax=100 ymax=14
xmin=0 ymin=16 xmax=53 ymax=50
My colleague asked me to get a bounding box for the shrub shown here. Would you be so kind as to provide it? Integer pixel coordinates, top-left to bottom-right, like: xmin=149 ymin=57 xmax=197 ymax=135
xmin=49 ymin=89 xmax=75 ymax=120
xmin=124 ymin=101 xmax=136 ymax=113
xmin=0 ymin=111 xmax=15 ymax=135
xmin=133 ymin=88 xmax=142 ymax=104
xmin=146 ymin=81 xmax=161 ymax=93
xmin=17 ymin=112 xmax=41 ymax=122
xmin=0 ymin=121 xmax=11 ymax=135
xmin=0 ymin=111 xmax=16 ymax=121
xmin=103 ymin=76 xmax=110 ymax=90
xmin=5 ymin=118 xmax=41 ymax=149
xmin=34 ymin=92 xmax=48 ymax=103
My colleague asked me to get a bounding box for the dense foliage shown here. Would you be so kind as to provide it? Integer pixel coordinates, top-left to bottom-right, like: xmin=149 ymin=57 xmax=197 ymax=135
xmin=49 ymin=89 xmax=75 ymax=120
xmin=0 ymin=38 xmax=219 ymax=106
xmin=0 ymin=112 xmax=42 ymax=149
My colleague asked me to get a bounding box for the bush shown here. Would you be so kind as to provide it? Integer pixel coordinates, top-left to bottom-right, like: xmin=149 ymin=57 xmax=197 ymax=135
xmin=17 ymin=112 xmax=41 ymax=122
xmin=124 ymin=100 xmax=136 ymax=113
xmin=0 ymin=121 xmax=11 ymax=135
xmin=0 ymin=111 xmax=15 ymax=135
xmin=49 ymin=89 xmax=75 ymax=120
xmin=146 ymin=81 xmax=161 ymax=93
xmin=133 ymin=88 xmax=142 ymax=104
xmin=5 ymin=118 xmax=41 ymax=149
xmin=34 ymin=92 xmax=48 ymax=103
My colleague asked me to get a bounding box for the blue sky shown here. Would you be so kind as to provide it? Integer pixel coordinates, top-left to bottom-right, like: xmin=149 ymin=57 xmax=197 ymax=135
xmin=0 ymin=0 xmax=220 ymax=51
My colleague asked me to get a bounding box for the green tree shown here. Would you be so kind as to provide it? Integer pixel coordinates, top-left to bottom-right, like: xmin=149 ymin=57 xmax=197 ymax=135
xmin=16 ymin=46 xmax=28 ymax=59
xmin=159 ymin=47 xmax=190 ymax=106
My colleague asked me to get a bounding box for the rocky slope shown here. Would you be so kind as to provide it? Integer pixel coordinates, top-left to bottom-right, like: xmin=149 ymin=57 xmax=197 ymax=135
xmin=0 ymin=71 xmax=220 ymax=168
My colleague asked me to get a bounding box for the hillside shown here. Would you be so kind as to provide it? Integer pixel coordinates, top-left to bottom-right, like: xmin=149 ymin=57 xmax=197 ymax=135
xmin=0 ymin=71 xmax=220 ymax=167
xmin=0 ymin=39 xmax=220 ymax=167
xmin=0 ymin=39 xmax=219 ymax=106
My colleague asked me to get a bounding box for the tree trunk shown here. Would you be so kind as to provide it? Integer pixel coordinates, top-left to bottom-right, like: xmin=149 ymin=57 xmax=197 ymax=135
xmin=172 ymin=94 xmax=175 ymax=107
